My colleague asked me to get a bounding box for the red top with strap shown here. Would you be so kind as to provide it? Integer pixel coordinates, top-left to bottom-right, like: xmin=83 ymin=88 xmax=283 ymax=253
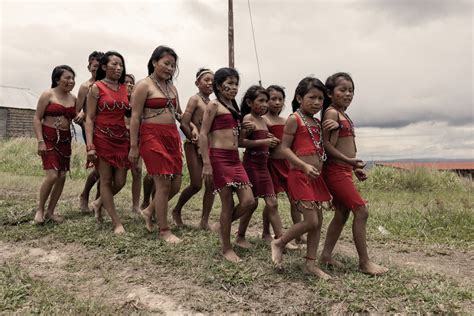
xmin=210 ymin=113 xmax=238 ymax=132
xmin=338 ymin=119 xmax=355 ymax=137
xmin=44 ymin=103 xmax=76 ymax=120
xmin=268 ymin=124 xmax=284 ymax=141
xmin=144 ymin=97 xmax=177 ymax=109
xmin=290 ymin=114 xmax=323 ymax=156
xmin=245 ymin=129 xmax=269 ymax=153
xmin=95 ymin=81 xmax=130 ymax=127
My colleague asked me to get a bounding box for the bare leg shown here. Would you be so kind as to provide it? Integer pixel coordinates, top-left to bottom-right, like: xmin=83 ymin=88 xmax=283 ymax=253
xmin=236 ymin=199 xmax=258 ymax=249
xmin=130 ymin=163 xmax=142 ymax=213
xmin=261 ymin=206 xmax=272 ymax=241
xmin=35 ymin=169 xmax=58 ymax=224
xmin=200 ymin=180 xmax=215 ymax=230
xmin=217 ymin=188 xmax=241 ymax=262
xmin=141 ymin=173 xmax=154 ymax=210
xmin=153 ymin=176 xmax=181 ymax=244
xmin=79 ymin=169 xmax=99 ymax=213
xmin=320 ymin=201 xmax=349 ymax=268
xmin=44 ymin=171 xmax=66 ymax=223
xmin=288 ymin=195 xmax=305 ymax=243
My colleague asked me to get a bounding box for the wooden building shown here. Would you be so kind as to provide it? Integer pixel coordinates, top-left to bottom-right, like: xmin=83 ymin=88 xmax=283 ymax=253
xmin=0 ymin=85 xmax=38 ymax=140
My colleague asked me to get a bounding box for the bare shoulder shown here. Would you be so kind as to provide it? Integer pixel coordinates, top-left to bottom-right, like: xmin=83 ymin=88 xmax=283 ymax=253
xmin=323 ymin=108 xmax=338 ymax=120
xmin=243 ymin=113 xmax=253 ymax=123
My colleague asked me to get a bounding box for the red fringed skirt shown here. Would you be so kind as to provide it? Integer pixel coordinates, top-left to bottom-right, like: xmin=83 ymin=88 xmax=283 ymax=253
xmin=209 ymin=148 xmax=251 ymax=194
xmin=268 ymin=158 xmax=289 ymax=194
xmin=287 ymin=168 xmax=331 ymax=202
xmin=243 ymin=151 xmax=274 ymax=197
xmin=323 ymin=161 xmax=366 ymax=210
xmin=41 ymin=125 xmax=71 ymax=172
xmin=94 ymin=124 xmax=131 ymax=169
xmin=140 ymin=123 xmax=182 ymax=176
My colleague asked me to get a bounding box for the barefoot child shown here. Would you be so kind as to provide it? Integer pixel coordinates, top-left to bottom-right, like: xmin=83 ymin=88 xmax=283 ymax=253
xmin=271 ymin=77 xmax=331 ymax=279
xmin=199 ymin=67 xmax=256 ymax=262
xmin=236 ymin=85 xmax=285 ymax=248
xmin=172 ymin=68 xmax=215 ymax=229
xmin=320 ymin=72 xmax=388 ymax=275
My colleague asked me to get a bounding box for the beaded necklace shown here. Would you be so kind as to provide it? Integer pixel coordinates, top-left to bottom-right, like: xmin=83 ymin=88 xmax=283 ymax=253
xmin=149 ymin=75 xmax=180 ymax=120
xmin=197 ymin=92 xmax=210 ymax=105
xmin=297 ymin=109 xmax=326 ymax=162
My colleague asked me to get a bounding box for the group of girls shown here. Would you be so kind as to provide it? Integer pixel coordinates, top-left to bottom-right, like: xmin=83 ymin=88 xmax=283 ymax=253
xmin=33 ymin=44 xmax=387 ymax=278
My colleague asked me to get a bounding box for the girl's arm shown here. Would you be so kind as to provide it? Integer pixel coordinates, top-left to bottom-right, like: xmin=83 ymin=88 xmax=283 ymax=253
xmin=239 ymin=115 xmax=279 ymax=148
xmin=180 ymin=95 xmax=198 ymax=140
xmin=85 ymin=84 xmax=99 ymax=162
xmin=199 ymin=100 xmax=218 ymax=185
xmin=73 ymin=82 xmax=89 ymax=124
xmin=128 ymin=80 xmax=148 ymax=165
xmin=33 ymin=91 xmax=51 ymax=155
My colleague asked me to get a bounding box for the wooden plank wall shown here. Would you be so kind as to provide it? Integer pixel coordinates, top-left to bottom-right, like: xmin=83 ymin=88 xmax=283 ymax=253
xmin=0 ymin=107 xmax=36 ymax=139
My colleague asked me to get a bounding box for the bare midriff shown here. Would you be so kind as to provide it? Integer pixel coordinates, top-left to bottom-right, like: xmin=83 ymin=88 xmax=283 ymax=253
xmin=330 ymin=136 xmax=356 ymax=166
xmin=42 ymin=116 xmax=70 ymax=130
xmin=209 ymin=129 xmax=238 ymax=150
xmin=290 ymin=154 xmax=323 ymax=172
xmin=141 ymin=109 xmax=176 ymax=125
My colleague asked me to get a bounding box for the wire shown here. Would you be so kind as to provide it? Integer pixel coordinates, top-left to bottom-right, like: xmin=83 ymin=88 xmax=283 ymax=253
xmin=248 ymin=0 xmax=262 ymax=86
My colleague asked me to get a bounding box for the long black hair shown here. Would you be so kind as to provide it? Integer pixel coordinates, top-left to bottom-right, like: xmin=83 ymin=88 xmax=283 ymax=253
xmin=240 ymin=85 xmax=269 ymax=122
xmin=291 ymin=77 xmax=327 ymax=112
xmin=51 ymin=65 xmax=75 ymax=88
xmin=95 ymin=51 xmax=127 ymax=84
xmin=322 ymin=72 xmax=355 ymax=118
xmin=147 ymin=45 xmax=179 ymax=81
xmin=213 ymin=67 xmax=241 ymax=122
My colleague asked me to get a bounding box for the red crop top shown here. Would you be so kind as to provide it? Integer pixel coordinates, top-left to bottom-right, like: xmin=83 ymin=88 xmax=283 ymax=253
xmin=245 ymin=129 xmax=269 ymax=153
xmin=144 ymin=97 xmax=177 ymax=109
xmin=338 ymin=118 xmax=355 ymax=137
xmin=268 ymin=124 xmax=284 ymax=141
xmin=210 ymin=113 xmax=238 ymax=132
xmin=44 ymin=103 xmax=76 ymax=120
xmin=290 ymin=114 xmax=324 ymax=157
xmin=95 ymin=81 xmax=130 ymax=127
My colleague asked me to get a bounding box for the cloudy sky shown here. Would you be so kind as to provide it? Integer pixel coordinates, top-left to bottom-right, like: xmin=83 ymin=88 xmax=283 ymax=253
xmin=1 ymin=0 xmax=472 ymax=160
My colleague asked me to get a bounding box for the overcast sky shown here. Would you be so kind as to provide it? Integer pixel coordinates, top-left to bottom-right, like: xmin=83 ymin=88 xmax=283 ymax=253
xmin=1 ymin=0 xmax=472 ymax=159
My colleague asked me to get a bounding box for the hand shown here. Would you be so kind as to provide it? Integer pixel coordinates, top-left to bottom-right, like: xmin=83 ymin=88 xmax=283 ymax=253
xmin=354 ymin=168 xmax=368 ymax=181
xmin=128 ymin=146 xmax=140 ymax=166
xmin=302 ymin=163 xmax=320 ymax=179
xmin=202 ymin=163 xmax=213 ymax=187
xmin=265 ymin=137 xmax=280 ymax=148
xmin=37 ymin=142 xmax=47 ymax=156
xmin=348 ymin=158 xmax=366 ymax=169
xmin=87 ymin=149 xmax=97 ymax=164
xmin=73 ymin=112 xmax=86 ymax=124
xmin=190 ymin=128 xmax=199 ymax=143
xmin=323 ymin=119 xmax=339 ymax=131
xmin=242 ymin=121 xmax=255 ymax=133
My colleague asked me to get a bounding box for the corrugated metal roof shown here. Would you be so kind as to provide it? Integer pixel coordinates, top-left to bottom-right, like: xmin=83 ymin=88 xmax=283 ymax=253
xmin=376 ymin=162 xmax=474 ymax=170
xmin=0 ymin=85 xmax=38 ymax=110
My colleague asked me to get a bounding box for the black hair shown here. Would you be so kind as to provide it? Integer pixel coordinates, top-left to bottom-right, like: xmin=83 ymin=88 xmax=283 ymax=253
xmin=51 ymin=65 xmax=75 ymax=88
xmin=147 ymin=45 xmax=179 ymax=80
xmin=196 ymin=68 xmax=213 ymax=80
xmin=291 ymin=77 xmax=327 ymax=112
xmin=240 ymin=85 xmax=269 ymax=121
xmin=88 ymin=51 xmax=104 ymax=65
xmin=95 ymin=51 xmax=127 ymax=84
xmin=125 ymin=73 xmax=135 ymax=85
xmin=266 ymin=85 xmax=286 ymax=100
xmin=212 ymin=67 xmax=241 ymax=122
xmin=322 ymin=72 xmax=355 ymax=117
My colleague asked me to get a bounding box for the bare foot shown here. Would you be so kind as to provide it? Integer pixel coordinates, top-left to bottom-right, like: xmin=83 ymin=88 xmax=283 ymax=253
xmin=113 ymin=225 xmax=126 ymax=235
xmin=199 ymin=221 xmax=210 ymax=231
xmin=261 ymin=234 xmax=273 ymax=243
xmin=90 ymin=201 xmax=103 ymax=223
xmin=222 ymin=249 xmax=242 ymax=263
xmin=235 ymin=235 xmax=252 ymax=249
xmin=295 ymin=234 xmax=307 ymax=244
xmin=34 ymin=209 xmax=44 ymax=224
xmin=140 ymin=201 xmax=149 ymax=210
xmin=159 ymin=230 xmax=182 ymax=244
xmin=303 ymin=263 xmax=332 ymax=280
xmin=79 ymin=196 xmax=90 ymax=213
xmin=320 ymin=256 xmax=344 ymax=269
xmin=131 ymin=206 xmax=140 ymax=214
xmin=271 ymin=239 xmax=284 ymax=268
xmin=285 ymin=241 xmax=299 ymax=251
xmin=140 ymin=208 xmax=154 ymax=232
xmin=44 ymin=213 xmax=64 ymax=224
xmin=172 ymin=208 xmax=184 ymax=227
xmin=210 ymin=222 xmax=221 ymax=234
xmin=360 ymin=261 xmax=389 ymax=276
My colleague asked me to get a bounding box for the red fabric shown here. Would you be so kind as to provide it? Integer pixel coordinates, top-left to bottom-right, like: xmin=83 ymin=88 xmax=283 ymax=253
xmin=210 ymin=113 xmax=237 ymax=132
xmin=268 ymin=124 xmax=284 ymax=140
xmin=93 ymin=125 xmax=130 ymax=169
xmin=287 ymin=168 xmax=331 ymax=202
xmin=290 ymin=114 xmax=322 ymax=156
xmin=338 ymin=119 xmax=355 ymax=137
xmin=243 ymin=130 xmax=273 ymax=197
xmin=209 ymin=148 xmax=250 ymax=193
xmin=323 ymin=161 xmax=366 ymax=210
xmin=41 ymin=125 xmax=71 ymax=171
xmin=268 ymin=158 xmax=289 ymax=193
xmin=94 ymin=81 xmax=129 ymax=127
xmin=140 ymin=123 xmax=182 ymax=176
xmin=44 ymin=103 xmax=76 ymax=120
xmin=144 ymin=97 xmax=177 ymax=109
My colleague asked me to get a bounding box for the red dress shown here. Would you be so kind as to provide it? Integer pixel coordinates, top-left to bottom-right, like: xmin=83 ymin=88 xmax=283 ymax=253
xmin=41 ymin=103 xmax=75 ymax=171
xmin=267 ymin=124 xmax=290 ymax=193
xmin=139 ymin=97 xmax=182 ymax=177
xmin=287 ymin=114 xmax=331 ymax=203
xmin=93 ymin=81 xmax=130 ymax=169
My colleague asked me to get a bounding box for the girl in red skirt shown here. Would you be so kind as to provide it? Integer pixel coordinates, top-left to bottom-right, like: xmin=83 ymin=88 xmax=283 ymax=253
xmin=271 ymin=77 xmax=332 ymax=279
xmin=33 ymin=65 xmax=77 ymax=224
xmin=85 ymin=51 xmax=130 ymax=235
xmin=320 ymin=72 xmax=388 ymax=275
xmin=129 ymin=46 xmax=189 ymax=244
xmin=199 ymin=68 xmax=256 ymax=262
xmin=235 ymin=85 xmax=285 ymax=248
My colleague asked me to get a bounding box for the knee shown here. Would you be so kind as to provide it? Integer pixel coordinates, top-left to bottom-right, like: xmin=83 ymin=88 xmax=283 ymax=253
xmin=353 ymin=206 xmax=369 ymax=221
xmin=241 ymin=197 xmax=256 ymax=211
xmin=46 ymin=172 xmax=59 ymax=183
xmin=189 ymin=182 xmax=202 ymax=193
xmin=57 ymin=172 xmax=66 ymax=182
xmin=116 ymin=178 xmax=127 ymax=190
xmin=267 ymin=198 xmax=278 ymax=211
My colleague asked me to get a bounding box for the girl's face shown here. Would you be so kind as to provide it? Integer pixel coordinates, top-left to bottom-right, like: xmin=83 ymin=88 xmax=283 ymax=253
xmin=267 ymin=90 xmax=284 ymax=115
xmin=196 ymin=73 xmax=214 ymax=96
xmin=218 ymin=76 xmax=239 ymax=100
xmin=248 ymin=93 xmax=268 ymax=116
xmin=153 ymin=54 xmax=176 ymax=81
xmin=125 ymin=76 xmax=134 ymax=94
xmin=330 ymin=78 xmax=354 ymax=108
xmin=88 ymin=58 xmax=100 ymax=76
xmin=103 ymin=55 xmax=123 ymax=80
xmin=298 ymin=87 xmax=324 ymax=115
xmin=57 ymin=70 xmax=75 ymax=92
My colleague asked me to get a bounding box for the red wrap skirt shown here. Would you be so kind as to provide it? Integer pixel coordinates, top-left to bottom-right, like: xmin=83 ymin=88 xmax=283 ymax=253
xmin=268 ymin=158 xmax=289 ymax=194
xmin=41 ymin=125 xmax=71 ymax=172
xmin=323 ymin=161 xmax=366 ymax=210
xmin=94 ymin=124 xmax=130 ymax=169
xmin=209 ymin=148 xmax=251 ymax=193
xmin=140 ymin=123 xmax=182 ymax=176
xmin=243 ymin=152 xmax=274 ymax=197
xmin=288 ymin=168 xmax=331 ymax=202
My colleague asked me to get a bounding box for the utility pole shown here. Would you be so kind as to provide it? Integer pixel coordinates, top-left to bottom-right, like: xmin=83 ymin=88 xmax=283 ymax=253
xmin=228 ymin=0 xmax=235 ymax=68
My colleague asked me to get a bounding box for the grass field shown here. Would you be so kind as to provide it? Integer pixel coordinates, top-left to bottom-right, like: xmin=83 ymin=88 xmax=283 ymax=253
xmin=1 ymin=138 xmax=473 ymax=313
